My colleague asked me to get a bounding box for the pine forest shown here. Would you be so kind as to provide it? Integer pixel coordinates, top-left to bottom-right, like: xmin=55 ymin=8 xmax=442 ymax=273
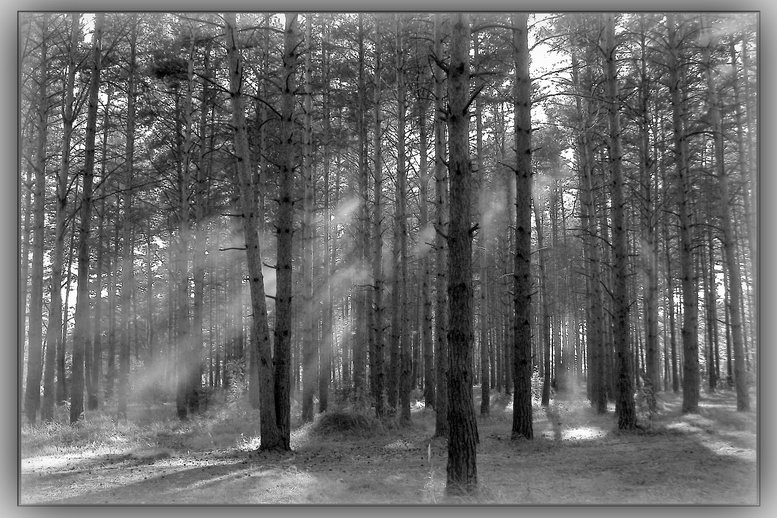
xmin=18 ymin=11 xmax=758 ymax=505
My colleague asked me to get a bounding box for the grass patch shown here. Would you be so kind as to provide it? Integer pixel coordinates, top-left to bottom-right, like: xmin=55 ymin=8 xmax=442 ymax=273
xmin=21 ymin=388 xmax=757 ymax=505
xmin=312 ymin=411 xmax=385 ymax=438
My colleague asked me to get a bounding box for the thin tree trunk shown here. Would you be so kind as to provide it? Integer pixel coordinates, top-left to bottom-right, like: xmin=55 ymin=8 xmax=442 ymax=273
xmin=534 ymin=202 xmax=552 ymax=408
xmin=88 ymin=114 xmax=109 ymax=412
xmin=479 ymin=241 xmax=490 ymax=416
xmin=190 ymin=38 xmax=213 ymax=415
xmin=637 ymin=15 xmax=659 ymax=409
xmin=70 ymin=12 xmax=103 ymax=424
xmin=353 ymin=14 xmax=368 ymax=399
xmin=19 ymin=146 xmax=33 ymax=401
xmin=432 ymin=14 xmax=449 ymax=439
xmin=418 ymin=76 xmax=435 ymax=411
xmin=146 ymin=224 xmax=154 ymax=368
xmin=117 ymin=15 xmax=137 ymax=421
xmin=395 ymin=15 xmax=412 ymax=426
xmin=319 ymin=18 xmax=333 ymax=413
xmin=44 ymin=12 xmax=81 ymax=417
xmin=105 ymin=223 xmax=119 ymax=402
xmin=663 ymin=219 xmax=680 ymax=393
xmin=703 ymin=228 xmax=718 ymax=392
xmin=370 ymin=18 xmax=385 ymax=417
xmin=474 ymin=31 xmax=489 ymax=416
xmin=23 ymin=14 xmax=48 ymax=424
xmin=550 ymin=184 xmax=563 ymax=395
xmin=301 ymin=16 xmax=317 ymax=423
xmin=701 ymin=18 xmax=749 ymax=410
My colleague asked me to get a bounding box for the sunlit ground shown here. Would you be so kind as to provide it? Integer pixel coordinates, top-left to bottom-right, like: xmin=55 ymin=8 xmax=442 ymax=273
xmin=20 ymin=387 xmax=757 ymax=505
xmin=560 ymin=426 xmax=607 ymax=440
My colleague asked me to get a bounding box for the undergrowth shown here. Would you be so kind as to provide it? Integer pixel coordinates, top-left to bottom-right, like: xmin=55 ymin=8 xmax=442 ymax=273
xmin=20 ymin=387 xmax=264 ymax=457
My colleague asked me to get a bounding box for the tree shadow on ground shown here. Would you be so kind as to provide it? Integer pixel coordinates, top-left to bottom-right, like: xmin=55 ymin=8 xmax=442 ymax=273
xmin=21 ymin=389 xmax=757 ymax=505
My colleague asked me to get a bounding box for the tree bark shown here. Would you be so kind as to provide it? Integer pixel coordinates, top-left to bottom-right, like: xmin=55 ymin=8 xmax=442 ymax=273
xmin=319 ymin=17 xmax=333 ymax=413
xmin=353 ymin=13 xmax=368 ymax=400
xmin=395 ymin=15 xmax=412 ymax=426
xmin=43 ymin=13 xmax=81 ymax=418
xmin=118 ymin=15 xmax=137 ymax=421
xmin=636 ymin=15 xmax=660 ymax=409
xmin=667 ymin=14 xmax=699 ymax=414
xmin=474 ymin=31 xmax=489 ymax=416
xmin=23 ymin=13 xmax=48 ymax=425
xmin=224 ymin=12 xmax=283 ymax=449
xmin=274 ymin=12 xmax=298 ymax=450
xmin=192 ymin=37 xmax=213 ymax=412
xmin=603 ymin=13 xmax=636 ymax=429
xmin=370 ymin=18 xmax=385 ymax=418
xmin=88 ymin=101 xmax=111 ymax=412
xmin=511 ymin=12 xmax=534 ymax=440
xmin=70 ymin=12 xmax=103 ymax=424
xmin=301 ymin=15 xmax=317 ymax=423
xmin=534 ymin=202 xmax=552 ymax=408
xmin=418 ymin=70 xmax=435 ymax=411
xmin=432 ymin=14 xmax=449 ymax=439
xmin=445 ymin=12 xmax=478 ymax=496
xmin=701 ymin=17 xmax=749 ymax=410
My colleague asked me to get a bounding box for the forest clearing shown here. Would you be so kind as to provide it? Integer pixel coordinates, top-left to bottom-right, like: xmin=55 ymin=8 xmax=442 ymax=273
xmin=20 ymin=386 xmax=757 ymax=505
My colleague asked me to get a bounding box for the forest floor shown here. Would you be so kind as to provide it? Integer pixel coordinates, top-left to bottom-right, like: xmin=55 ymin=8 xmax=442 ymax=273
xmin=19 ymin=384 xmax=758 ymax=505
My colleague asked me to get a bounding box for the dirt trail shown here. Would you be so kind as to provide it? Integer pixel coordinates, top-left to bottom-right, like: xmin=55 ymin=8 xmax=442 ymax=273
xmin=19 ymin=389 xmax=757 ymax=505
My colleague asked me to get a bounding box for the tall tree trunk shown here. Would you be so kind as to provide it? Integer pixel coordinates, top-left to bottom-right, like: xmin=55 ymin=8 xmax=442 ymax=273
xmin=730 ymin=38 xmax=756 ymax=291
xmin=118 ymin=15 xmax=137 ymax=420
xmin=319 ymin=17 xmax=333 ymax=413
xmin=603 ymin=14 xmax=636 ymax=429
xmin=224 ymin=12 xmax=282 ymax=449
xmin=432 ymin=14 xmax=449 ymax=438
xmin=370 ymin=18 xmax=385 ymax=418
xmin=701 ymin=18 xmax=749 ymax=410
xmin=396 ymin=15 xmax=412 ymax=426
xmin=23 ymin=14 xmax=48 ymax=425
xmin=474 ymin=31 xmax=489 ymax=416
xmin=192 ymin=39 xmax=213 ymax=412
xmin=388 ymin=15 xmax=403 ymax=415
xmin=636 ymin=15 xmax=659 ymax=409
xmin=353 ymin=13 xmax=368 ymax=400
xmin=274 ymin=12 xmax=298 ymax=450
xmin=177 ymin=31 xmax=199 ymax=417
xmin=44 ymin=12 xmax=81 ymax=418
xmin=301 ymin=16 xmax=317 ymax=423
xmin=70 ymin=12 xmax=103 ymax=424
xmin=511 ymin=12 xmax=534 ymax=440
xmin=667 ymin=14 xmax=699 ymax=414
xmin=445 ymin=12 xmax=478 ymax=496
